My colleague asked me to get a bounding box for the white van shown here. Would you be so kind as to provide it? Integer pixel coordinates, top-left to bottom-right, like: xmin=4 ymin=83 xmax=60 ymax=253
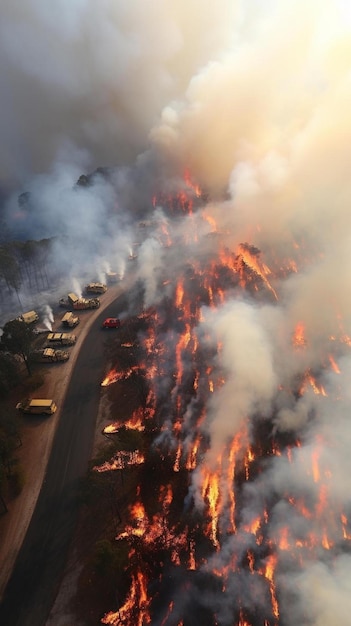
xmin=16 ymin=399 xmax=57 ymax=415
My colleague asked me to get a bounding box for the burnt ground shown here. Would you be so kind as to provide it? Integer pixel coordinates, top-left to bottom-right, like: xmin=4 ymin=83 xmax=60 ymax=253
xmin=47 ymin=312 xmax=154 ymax=625
xmin=46 ymin=308 xmax=219 ymax=626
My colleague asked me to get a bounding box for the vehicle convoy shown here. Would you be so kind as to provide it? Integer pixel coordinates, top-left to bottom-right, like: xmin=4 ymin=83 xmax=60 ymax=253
xmin=16 ymin=398 xmax=57 ymax=415
xmin=102 ymin=317 xmax=121 ymax=329
xmin=17 ymin=310 xmax=39 ymax=324
xmin=61 ymin=311 xmax=80 ymax=328
xmin=46 ymin=332 xmax=76 ymax=345
xmin=30 ymin=348 xmax=69 ymax=363
xmin=59 ymin=292 xmax=100 ymax=310
xmin=85 ymin=282 xmax=107 ymax=294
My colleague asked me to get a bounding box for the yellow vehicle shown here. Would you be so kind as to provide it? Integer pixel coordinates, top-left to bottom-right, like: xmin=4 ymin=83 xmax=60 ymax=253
xmin=46 ymin=332 xmax=76 ymax=345
xmin=16 ymin=399 xmax=57 ymax=415
xmin=61 ymin=311 xmax=80 ymax=327
xmin=59 ymin=293 xmax=99 ymax=309
xmin=18 ymin=310 xmax=39 ymax=324
xmin=85 ymin=282 xmax=107 ymax=294
xmin=30 ymin=348 xmax=69 ymax=363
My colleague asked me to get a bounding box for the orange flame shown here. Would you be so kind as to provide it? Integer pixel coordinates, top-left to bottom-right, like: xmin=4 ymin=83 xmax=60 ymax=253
xmin=101 ymin=366 xmax=139 ymax=387
xmin=101 ymin=569 xmax=151 ymax=626
xmin=201 ymin=468 xmax=221 ymax=548
xmin=293 ymin=322 xmax=306 ymax=348
xmin=236 ymin=243 xmax=278 ymax=300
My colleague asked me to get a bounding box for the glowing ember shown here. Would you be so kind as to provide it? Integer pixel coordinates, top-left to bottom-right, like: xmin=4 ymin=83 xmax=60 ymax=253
xmin=93 ymin=450 xmax=145 ymax=472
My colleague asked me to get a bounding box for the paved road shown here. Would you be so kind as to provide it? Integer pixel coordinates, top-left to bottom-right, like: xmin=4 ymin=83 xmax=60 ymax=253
xmin=0 ymin=294 xmax=129 ymax=626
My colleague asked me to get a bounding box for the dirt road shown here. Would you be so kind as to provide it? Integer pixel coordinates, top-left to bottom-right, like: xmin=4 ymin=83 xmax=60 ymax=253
xmin=0 ymin=277 xmax=133 ymax=616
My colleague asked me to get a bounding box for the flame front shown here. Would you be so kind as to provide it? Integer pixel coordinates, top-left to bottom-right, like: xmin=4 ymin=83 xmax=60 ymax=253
xmin=93 ymin=186 xmax=351 ymax=626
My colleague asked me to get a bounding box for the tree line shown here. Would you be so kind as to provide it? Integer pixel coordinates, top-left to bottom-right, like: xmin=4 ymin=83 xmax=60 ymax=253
xmin=0 ymin=238 xmax=53 ymax=313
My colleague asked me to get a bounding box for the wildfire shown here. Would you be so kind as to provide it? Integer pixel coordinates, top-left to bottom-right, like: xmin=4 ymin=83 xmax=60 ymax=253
xmin=101 ymin=366 xmax=140 ymax=387
xmin=91 ymin=184 xmax=351 ymax=626
xmin=201 ymin=467 xmax=221 ymax=548
xmin=183 ymin=168 xmax=202 ymax=197
xmin=101 ymin=570 xmax=151 ymax=626
xmin=235 ymin=243 xmax=278 ymax=300
xmin=299 ymin=370 xmax=327 ymax=397
xmin=293 ymin=322 xmax=306 ymax=348
xmin=93 ymin=450 xmax=145 ymax=472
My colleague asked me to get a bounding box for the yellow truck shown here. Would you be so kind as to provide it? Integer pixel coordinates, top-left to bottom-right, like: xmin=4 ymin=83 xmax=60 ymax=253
xmin=30 ymin=348 xmax=69 ymax=363
xmin=18 ymin=310 xmax=39 ymax=324
xmin=59 ymin=293 xmax=100 ymax=309
xmin=46 ymin=332 xmax=76 ymax=346
xmin=61 ymin=311 xmax=80 ymax=328
xmin=85 ymin=282 xmax=107 ymax=294
xmin=16 ymin=399 xmax=57 ymax=415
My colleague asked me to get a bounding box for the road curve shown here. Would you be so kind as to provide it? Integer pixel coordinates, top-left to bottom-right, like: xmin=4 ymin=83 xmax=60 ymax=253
xmin=0 ymin=289 xmax=131 ymax=626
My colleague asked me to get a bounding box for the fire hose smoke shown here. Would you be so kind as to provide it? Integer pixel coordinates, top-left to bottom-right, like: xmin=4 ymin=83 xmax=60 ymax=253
xmin=42 ymin=304 xmax=54 ymax=331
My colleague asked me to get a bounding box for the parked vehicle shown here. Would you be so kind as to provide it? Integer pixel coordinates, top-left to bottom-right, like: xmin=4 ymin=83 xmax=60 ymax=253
xmin=106 ymin=272 xmax=119 ymax=284
xmin=46 ymin=332 xmax=76 ymax=345
xmin=85 ymin=282 xmax=107 ymax=294
xmin=59 ymin=292 xmax=100 ymax=310
xmin=18 ymin=310 xmax=39 ymax=324
xmin=16 ymin=398 xmax=57 ymax=415
xmin=102 ymin=317 xmax=121 ymax=329
xmin=30 ymin=348 xmax=69 ymax=362
xmin=61 ymin=311 xmax=80 ymax=328
xmin=59 ymin=292 xmax=77 ymax=307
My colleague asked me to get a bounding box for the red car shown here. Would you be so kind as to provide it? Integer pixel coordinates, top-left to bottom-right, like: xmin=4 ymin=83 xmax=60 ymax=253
xmin=102 ymin=317 xmax=121 ymax=329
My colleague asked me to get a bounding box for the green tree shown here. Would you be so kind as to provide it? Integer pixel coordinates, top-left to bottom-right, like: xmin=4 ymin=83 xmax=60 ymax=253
xmin=0 ymin=319 xmax=35 ymax=375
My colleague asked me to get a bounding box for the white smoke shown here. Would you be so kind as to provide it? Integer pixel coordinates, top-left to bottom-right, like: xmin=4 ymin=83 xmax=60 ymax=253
xmin=198 ymin=300 xmax=277 ymax=462
xmin=42 ymin=304 xmax=54 ymax=330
